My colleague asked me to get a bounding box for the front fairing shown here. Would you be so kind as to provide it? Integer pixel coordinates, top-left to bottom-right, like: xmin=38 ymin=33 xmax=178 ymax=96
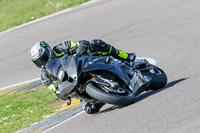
xmin=59 ymin=55 xmax=78 ymax=84
xmin=45 ymin=55 xmax=79 ymax=96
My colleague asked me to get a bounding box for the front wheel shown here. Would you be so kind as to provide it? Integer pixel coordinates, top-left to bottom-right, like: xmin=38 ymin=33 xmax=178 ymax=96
xmin=141 ymin=65 xmax=167 ymax=90
xmin=85 ymin=83 xmax=135 ymax=106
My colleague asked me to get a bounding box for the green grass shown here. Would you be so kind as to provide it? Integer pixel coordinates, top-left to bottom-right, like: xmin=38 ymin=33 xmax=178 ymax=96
xmin=0 ymin=0 xmax=90 ymax=32
xmin=0 ymin=87 xmax=64 ymax=133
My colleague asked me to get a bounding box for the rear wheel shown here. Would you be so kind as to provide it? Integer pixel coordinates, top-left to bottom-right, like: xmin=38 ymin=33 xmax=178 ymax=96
xmin=141 ymin=65 xmax=167 ymax=90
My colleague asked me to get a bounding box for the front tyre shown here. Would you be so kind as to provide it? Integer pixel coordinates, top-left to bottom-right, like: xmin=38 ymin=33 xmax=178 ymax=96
xmin=141 ymin=65 xmax=167 ymax=90
xmin=85 ymin=83 xmax=135 ymax=106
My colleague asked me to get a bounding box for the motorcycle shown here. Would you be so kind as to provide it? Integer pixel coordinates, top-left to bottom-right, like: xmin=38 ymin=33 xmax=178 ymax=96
xmin=45 ymin=52 xmax=167 ymax=107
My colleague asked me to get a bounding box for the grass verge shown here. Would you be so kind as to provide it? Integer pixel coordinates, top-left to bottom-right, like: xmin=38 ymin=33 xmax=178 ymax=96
xmin=0 ymin=86 xmax=65 ymax=133
xmin=0 ymin=0 xmax=90 ymax=32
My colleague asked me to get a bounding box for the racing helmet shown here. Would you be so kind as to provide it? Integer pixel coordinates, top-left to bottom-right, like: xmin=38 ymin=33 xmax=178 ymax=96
xmin=29 ymin=41 xmax=52 ymax=68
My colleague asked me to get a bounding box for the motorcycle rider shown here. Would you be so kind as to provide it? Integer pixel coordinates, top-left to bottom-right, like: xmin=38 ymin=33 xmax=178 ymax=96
xmin=29 ymin=39 xmax=136 ymax=114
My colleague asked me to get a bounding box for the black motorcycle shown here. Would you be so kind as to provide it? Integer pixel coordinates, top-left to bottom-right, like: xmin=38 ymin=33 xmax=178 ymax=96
xmin=46 ymin=53 xmax=167 ymax=107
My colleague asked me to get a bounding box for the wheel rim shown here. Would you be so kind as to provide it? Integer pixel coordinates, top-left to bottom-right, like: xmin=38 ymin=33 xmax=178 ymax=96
xmin=99 ymin=84 xmax=131 ymax=95
xmin=149 ymin=67 xmax=162 ymax=75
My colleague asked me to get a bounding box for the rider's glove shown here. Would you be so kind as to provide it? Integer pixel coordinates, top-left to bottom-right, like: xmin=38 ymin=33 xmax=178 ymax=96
xmin=47 ymin=84 xmax=56 ymax=92
xmin=76 ymin=44 xmax=88 ymax=55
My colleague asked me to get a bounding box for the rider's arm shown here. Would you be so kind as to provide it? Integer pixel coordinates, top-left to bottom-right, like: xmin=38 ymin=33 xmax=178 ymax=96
xmin=53 ymin=40 xmax=90 ymax=55
xmin=52 ymin=41 xmax=71 ymax=56
xmin=41 ymin=68 xmax=52 ymax=87
xmin=41 ymin=69 xmax=57 ymax=92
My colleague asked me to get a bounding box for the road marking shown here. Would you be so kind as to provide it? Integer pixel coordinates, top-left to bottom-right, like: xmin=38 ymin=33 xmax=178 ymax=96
xmin=0 ymin=0 xmax=100 ymax=35
xmin=42 ymin=111 xmax=85 ymax=133
xmin=0 ymin=78 xmax=40 ymax=91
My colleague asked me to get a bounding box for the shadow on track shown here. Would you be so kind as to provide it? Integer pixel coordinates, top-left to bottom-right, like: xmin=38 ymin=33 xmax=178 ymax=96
xmin=99 ymin=78 xmax=189 ymax=114
xmin=135 ymin=78 xmax=189 ymax=103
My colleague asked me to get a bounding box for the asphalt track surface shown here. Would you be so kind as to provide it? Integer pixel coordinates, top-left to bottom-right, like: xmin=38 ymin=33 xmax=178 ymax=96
xmin=1 ymin=0 xmax=200 ymax=132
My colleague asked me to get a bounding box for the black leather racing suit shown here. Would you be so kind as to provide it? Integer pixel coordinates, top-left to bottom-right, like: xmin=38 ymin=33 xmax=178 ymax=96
xmin=41 ymin=39 xmax=136 ymax=99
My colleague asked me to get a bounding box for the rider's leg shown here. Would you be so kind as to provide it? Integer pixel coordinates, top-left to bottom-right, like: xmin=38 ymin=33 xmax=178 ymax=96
xmin=90 ymin=39 xmax=136 ymax=62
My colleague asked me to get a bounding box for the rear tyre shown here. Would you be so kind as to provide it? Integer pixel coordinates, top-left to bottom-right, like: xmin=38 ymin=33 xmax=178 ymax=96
xmin=141 ymin=65 xmax=167 ymax=90
xmin=85 ymin=83 xmax=135 ymax=106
